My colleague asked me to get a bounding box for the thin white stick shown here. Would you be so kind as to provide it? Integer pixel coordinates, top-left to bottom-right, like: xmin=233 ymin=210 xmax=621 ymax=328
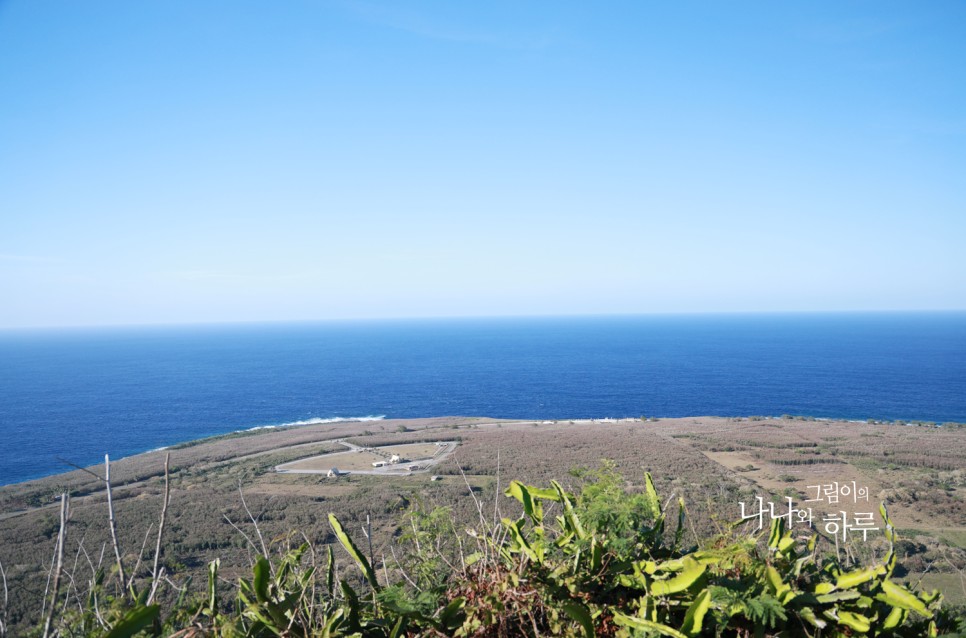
xmin=63 ymin=534 xmax=87 ymax=614
xmin=237 ymin=482 xmax=269 ymax=558
xmin=389 ymin=543 xmax=419 ymax=590
xmin=223 ymin=515 xmax=260 ymax=556
xmin=0 ymin=554 xmax=8 ymax=638
xmin=492 ymin=448 xmax=501 ymax=539
xmin=456 ymin=459 xmax=490 ymax=563
xmin=105 ymin=455 xmax=128 ymax=592
xmin=131 ymin=524 xmax=155 ymax=581
xmin=409 ymin=516 xmax=422 ymax=556
xmin=457 ymin=460 xmax=488 ymax=532
xmin=41 ymin=492 xmax=69 ymax=638
xmin=40 ymin=543 xmax=55 ymax=620
xmin=365 ymin=514 xmax=374 ymax=579
xmin=147 ymin=453 xmax=171 ymax=605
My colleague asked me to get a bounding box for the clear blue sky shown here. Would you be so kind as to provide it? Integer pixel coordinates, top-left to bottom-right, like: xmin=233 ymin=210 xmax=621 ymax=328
xmin=2 ymin=1 xmax=964 ymax=328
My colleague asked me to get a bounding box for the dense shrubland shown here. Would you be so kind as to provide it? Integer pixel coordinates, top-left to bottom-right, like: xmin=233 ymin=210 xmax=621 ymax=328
xmin=5 ymin=461 xmax=963 ymax=638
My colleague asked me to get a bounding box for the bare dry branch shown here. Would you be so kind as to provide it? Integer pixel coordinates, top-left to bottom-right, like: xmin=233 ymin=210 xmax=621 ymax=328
xmin=105 ymin=455 xmax=128 ymax=593
xmin=492 ymin=448 xmax=501 ymax=540
xmin=55 ymin=457 xmax=104 ymax=481
xmin=0 ymin=554 xmax=8 ymax=638
xmin=131 ymin=524 xmax=155 ymax=582
xmin=237 ymin=482 xmax=269 ymax=558
xmin=63 ymin=533 xmax=88 ymax=615
xmin=389 ymin=543 xmax=419 ymax=590
xmin=148 ymin=453 xmax=171 ymax=605
xmin=223 ymin=514 xmax=260 ymax=557
xmin=456 ymin=458 xmax=491 ymax=564
xmin=364 ymin=513 xmax=375 ymax=578
xmin=41 ymin=492 xmax=69 ymax=638
xmin=456 ymin=459 xmax=488 ymax=532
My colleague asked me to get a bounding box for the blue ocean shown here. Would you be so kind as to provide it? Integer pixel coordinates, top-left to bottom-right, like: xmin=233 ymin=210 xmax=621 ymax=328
xmin=1 ymin=313 xmax=965 ymax=486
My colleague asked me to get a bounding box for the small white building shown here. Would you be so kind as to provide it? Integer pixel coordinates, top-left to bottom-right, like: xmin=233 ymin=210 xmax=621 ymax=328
xmin=389 ymin=454 xmax=402 ymax=464
xmin=327 ymin=468 xmax=341 ymax=478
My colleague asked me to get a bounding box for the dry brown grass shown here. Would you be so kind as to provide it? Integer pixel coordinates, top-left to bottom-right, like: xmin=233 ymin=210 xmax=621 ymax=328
xmin=0 ymin=415 xmax=963 ymax=634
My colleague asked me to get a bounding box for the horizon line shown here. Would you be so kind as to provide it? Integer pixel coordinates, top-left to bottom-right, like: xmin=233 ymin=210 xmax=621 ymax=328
xmin=2 ymin=308 xmax=966 ymax=332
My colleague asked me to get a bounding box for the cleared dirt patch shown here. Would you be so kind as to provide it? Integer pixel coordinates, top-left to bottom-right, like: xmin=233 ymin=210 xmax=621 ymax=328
xmin=276 ymin=442 xmax=456 ymax=474
xmin=280 ymin=450 xmax=384 ymax=472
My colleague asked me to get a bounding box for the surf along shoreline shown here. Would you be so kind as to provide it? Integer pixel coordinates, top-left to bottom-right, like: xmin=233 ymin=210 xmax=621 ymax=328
xmin=1 ymin=413 xmax=960 ymax=491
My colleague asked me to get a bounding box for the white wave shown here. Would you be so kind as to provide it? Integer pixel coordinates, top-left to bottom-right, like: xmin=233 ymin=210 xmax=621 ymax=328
xmin=244 ymin=415 xmax=386 ymax=432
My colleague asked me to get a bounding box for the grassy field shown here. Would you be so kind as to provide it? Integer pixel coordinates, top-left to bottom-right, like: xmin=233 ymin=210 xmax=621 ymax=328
xmin=0 ymin=415 xmax=963 ymax=632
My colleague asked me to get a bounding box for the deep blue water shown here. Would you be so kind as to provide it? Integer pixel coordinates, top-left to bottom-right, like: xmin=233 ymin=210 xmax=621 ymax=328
xmin=1 ymin=313 xmax=965 ymax=486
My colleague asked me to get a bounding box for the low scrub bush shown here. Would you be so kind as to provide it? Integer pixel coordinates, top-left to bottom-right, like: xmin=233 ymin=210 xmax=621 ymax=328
xmin=8 ymin=467 xmax=964 ymax=637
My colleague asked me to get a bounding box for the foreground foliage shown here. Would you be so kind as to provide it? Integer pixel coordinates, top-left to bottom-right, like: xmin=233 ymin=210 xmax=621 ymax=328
xmin=25 ymin=470 xmax=965 ymax=637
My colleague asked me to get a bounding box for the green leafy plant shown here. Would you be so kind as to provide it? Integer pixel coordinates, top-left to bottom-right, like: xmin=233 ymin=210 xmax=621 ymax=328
xmin=30 ymin=470 xmax=963 ymax=637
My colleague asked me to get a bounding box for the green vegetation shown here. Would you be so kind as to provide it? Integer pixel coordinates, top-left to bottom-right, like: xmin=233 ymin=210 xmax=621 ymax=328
xmin=13 ymin=468 xmax=963 ymax=637
xmin=2 ymin=416 xmax=963 ymax=636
